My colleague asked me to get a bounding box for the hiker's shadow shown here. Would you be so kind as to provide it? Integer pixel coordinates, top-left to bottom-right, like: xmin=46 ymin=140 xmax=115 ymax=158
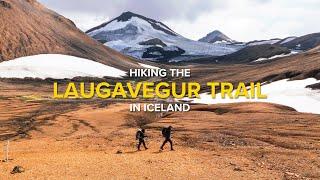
xmin=1 ymin=158 xmax=14 ymax=162
xmin=123 ymin=150 xmax=163 ymax=154
xmin=124 ymin=150 xmax=141 ymax=154
xmin=152 ymin=150 xmax=166 ymax=154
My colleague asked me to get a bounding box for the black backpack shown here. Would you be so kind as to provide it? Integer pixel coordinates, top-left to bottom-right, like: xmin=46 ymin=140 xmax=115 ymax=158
xmin=136 ymin=130 xmax=142 ymax=140
xmin=162 ymin=128 xmax=168 ymax=137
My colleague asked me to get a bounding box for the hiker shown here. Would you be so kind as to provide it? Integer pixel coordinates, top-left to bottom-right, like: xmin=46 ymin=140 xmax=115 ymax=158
xmin=136 ymin=128 xmax=148 ymax=151
xmin=160 ymin=126 xmax=174 ymax=151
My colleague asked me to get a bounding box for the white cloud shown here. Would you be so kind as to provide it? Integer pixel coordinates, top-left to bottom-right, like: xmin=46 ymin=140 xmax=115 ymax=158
xmin=166 ymin=0 xmax=320 ymax=41
xmin=39 ymin=0 xmax=320 ymax=42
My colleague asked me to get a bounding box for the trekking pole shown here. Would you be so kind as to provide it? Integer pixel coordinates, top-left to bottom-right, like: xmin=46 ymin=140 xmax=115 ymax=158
xmin=3 ymin=140 xmax=9 ymax=162
xmin=6 ymin=140 xmax=9 ymax=162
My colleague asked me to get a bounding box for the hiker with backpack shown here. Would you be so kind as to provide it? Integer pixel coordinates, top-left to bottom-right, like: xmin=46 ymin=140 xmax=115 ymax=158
xmin=136 ymin=128 xmax=148 ymax=151
xmin=160 ymin=126 xmax=174 ymax=151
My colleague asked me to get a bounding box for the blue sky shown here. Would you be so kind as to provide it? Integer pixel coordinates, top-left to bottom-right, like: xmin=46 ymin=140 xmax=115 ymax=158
xmin=39 ymin=0 xmax=320 ymax=42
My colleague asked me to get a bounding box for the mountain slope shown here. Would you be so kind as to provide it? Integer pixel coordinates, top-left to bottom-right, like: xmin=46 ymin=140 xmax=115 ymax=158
xmin=175 ymin=44 xmax=291 ymax=64
xmin=244 ymin=33 xmax=320 ymax=52
xmin=198 ymin=30 xmax=235 ymax=44
xmin=216 ymin=44 xmax=291 ymax=64
xmin=87 ymin=12 xmax=242 ymax=61
xmin=0 ymin=0 xmax=140 ymax=71
xmin=246 ymin=38 xmax=282 ymax=46
xmin=186 ymin=47 xmax=320 ymax=86
xmin=280 ymin=33 xmax=320 ymax=51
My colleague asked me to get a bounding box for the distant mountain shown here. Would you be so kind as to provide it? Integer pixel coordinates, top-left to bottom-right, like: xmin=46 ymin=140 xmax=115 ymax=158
xmin=86 ymin=11 xmax=242 ymax=61
xmin=245 ymin=33 xmax=320 ymax=52
xmin=198 ymin=30 xmax=235 ymax=44
xmin=186 ymin=44 xmax=291 ymax=64
xmin=279 ymin=33 xmax=320 ymax=51
xmin=188 ymin=32 xmax=320 ymax=64
xmin=216 ymin=44 xmax=291 ymax=64
xmin=0 ymin=0 xmax=139 ymax=71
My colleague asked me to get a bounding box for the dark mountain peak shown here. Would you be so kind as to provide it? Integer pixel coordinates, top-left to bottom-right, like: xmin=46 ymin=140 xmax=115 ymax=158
xmin=117 ymin=11 xmax=140 ymax=21
xmin=120 ymin=11 xmax=136 ymax=16
xmin=87 ymin=11 xmax=177 ymax=36
xmin=199 ymin=30 xmax=234 ymax=43
xmin=209 ymin=30 xmax=224 ymax=35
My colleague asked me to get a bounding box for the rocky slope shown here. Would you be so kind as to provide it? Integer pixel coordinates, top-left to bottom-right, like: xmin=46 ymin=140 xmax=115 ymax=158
xmin=244 ymin=33 xmax=320 ymax=52
xmin=215 ymin=44 xmax=291 ymax=64
xmin=0 ymin=0 xmax=140 ymax=71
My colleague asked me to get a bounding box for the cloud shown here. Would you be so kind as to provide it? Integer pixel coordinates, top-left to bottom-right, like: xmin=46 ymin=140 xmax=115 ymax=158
xmin=39 ymin=0 xmax=223 ymax=21
xmin=38 ymin=0 xmax=320 ymax=42
xmin=164 ymin=0 xmax=320 ymax=41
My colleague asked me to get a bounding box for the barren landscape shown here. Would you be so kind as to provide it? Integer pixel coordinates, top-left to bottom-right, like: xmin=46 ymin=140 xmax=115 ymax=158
xmin=1 ymin=1 xmax=320 ymax=179
xmin=0 ymin=81 xmax=319 ymax=179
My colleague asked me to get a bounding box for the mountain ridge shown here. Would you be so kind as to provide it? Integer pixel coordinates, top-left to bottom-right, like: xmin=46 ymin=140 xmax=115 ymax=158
xmin=0 ymin=0 xmax=140 ymax=71
xmin=87 ymin=11 xmax=178 ymax=37
xmin=87 ymin=11 xmax=242 ymax=61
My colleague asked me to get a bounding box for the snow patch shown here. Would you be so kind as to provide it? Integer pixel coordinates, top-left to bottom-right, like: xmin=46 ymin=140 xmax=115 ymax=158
xmin=253 ymin=51 xmax=299 ymax=62
xmin=0 ymin=54 xmax=126 ymax=79
xmin=247 ymin=39 xmax=281 ymax=46
xmin=280 ymin=37 xmax=296 ymax=44
xmin=138 ymin=63 xmax=159 ymax=69
xmin=182 ymin=78 xmax=320 ymax=114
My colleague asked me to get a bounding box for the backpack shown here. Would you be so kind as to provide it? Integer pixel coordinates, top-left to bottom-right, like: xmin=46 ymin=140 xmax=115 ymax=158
xmin=136 ymin=130 xmax=142 ymax=140
xmin=162 ymin=128 xmax=168 ymax=137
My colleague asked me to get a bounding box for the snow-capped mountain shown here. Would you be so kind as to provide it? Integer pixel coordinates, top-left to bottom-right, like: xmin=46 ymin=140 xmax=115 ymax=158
xmin=86 ymin=12 xmax=242 ymax=61
xmin=198 ymin=30 xmax=235 ymax=44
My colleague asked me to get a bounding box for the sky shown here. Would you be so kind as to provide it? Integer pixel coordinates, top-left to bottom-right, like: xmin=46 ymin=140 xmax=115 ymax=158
xmin=38 ymin=0 xmax=320 ymax=42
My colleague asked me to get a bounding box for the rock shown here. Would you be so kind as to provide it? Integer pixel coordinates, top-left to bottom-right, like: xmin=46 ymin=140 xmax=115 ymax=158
xmin=314 ymin=72 xmax=320 ymax=80
xmin=233 ymin=166 xmax=243 ymax=171
xmin=284 ymin=172 xmax=300 ymax=179
xmin=116 ymin=150 xmax=123 ymax=154
xmin=11 ymin=166 xmax=25 ymax=174
xmin=0 ymin=1 xmax=11 ymax=9
xmin=306 ymin=82 xmax=320 ymax=90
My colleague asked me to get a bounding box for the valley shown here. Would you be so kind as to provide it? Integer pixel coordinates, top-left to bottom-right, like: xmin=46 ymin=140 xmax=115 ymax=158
xmin=0 ymin=80 xmax=319 ymax=179
xmin=0 ymin=0 xmax=319 ymax=179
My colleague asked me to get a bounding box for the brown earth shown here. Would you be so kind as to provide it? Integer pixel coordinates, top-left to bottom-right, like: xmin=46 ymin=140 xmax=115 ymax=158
xmin=0 ymin=81 xmax=319 ymax=179
xmin=0 ymin=0 xmax=140 ymax=71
